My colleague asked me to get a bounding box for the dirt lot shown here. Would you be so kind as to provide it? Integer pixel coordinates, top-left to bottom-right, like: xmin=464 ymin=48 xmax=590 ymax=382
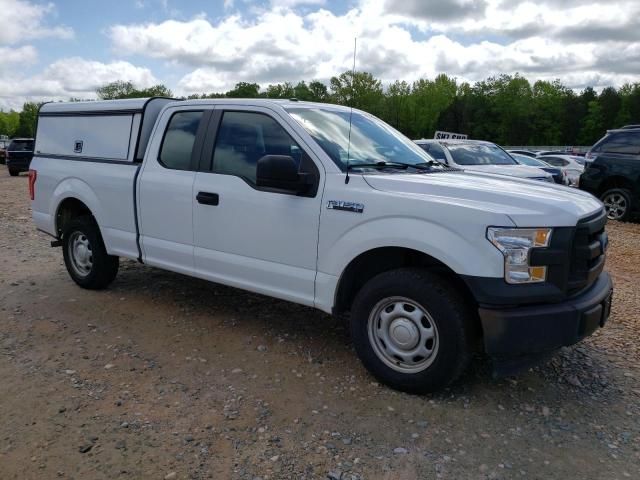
xmin=1 ymin=169 xmax=639 ymax=480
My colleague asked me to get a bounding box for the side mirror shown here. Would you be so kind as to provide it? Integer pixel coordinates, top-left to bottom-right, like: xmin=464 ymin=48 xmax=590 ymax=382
xmin=256 ymin=155 xmax=315 ymax=195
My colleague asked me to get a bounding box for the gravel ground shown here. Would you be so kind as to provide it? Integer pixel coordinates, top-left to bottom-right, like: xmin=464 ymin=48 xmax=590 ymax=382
xmin=1 ymin=169 xmax=639 ymax=480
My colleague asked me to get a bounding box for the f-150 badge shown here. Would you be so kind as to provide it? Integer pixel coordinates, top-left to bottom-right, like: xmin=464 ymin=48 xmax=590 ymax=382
xmin=327 ymin=200 xmax=364 ymax=213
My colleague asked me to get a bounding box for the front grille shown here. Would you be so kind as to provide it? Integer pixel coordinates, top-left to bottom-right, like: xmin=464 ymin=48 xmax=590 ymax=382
xmin=568 ymin=209 xmax=607 ymax=294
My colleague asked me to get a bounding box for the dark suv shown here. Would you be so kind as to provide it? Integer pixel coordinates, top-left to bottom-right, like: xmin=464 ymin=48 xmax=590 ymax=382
xmin=580 ymin=127 xmax=640 ymax=221
xmin=6 ymin=138 xmax=35 ymax=176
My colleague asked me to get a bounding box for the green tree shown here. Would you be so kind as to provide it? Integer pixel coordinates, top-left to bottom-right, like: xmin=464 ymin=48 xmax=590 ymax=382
xmin=226 ymin=82 xmax=261 ymax=98
xmin=384 ymin=80 xmax=412 ymax=134
xmin=598 ymin=87 xmax=621 ymax=130
xmin=97 ymin=80 xmax=172 ymax=99
xmin=292 ymin=81 xmax=313 ymax=101
xmin=411 ymin=74 xmax=458 ymax=139
xmin=15 ymin=102 xmax=41 ymax=137
xmin=265 ymin=82 xmax=295 ymax=98
xmin=530 ymin=80 xmax=566 ymax=145
xmin=308 ymin=81 xmax=329 ymax=102
xmin=578 ymin=100 xmax=605 ymax=145
xmin=329 ymin=71 xmax=384 ymax=115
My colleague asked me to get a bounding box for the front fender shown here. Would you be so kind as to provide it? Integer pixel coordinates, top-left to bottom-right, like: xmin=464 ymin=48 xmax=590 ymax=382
xmin=318 ymin=216 xmax=506 ymax=279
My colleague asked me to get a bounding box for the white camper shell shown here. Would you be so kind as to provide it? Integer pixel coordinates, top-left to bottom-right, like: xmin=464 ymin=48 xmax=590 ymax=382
xmin=36 ymin=98 xmax=173 ymax=163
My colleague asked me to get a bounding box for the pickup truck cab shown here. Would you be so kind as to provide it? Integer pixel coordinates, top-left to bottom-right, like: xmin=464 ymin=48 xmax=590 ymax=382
xmin=31 ymin=98 xmax=613 ymax=393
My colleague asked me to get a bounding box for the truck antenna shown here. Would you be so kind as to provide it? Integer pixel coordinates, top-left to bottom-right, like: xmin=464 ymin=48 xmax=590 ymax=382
xmin=345 ymin=37 xmax=357 ymax=185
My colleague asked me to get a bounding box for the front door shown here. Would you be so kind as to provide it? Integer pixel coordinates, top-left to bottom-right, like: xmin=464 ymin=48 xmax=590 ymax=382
xmin=192 ymin=106 xmax=324 ymax=306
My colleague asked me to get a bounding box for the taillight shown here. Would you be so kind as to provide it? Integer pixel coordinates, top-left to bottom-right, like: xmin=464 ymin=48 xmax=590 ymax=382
xmin=28 ymin=169 xmax=37 ymax=200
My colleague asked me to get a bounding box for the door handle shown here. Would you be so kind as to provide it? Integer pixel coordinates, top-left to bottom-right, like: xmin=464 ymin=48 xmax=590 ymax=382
xmin=196 ymin=191 xmax=219 ymax=206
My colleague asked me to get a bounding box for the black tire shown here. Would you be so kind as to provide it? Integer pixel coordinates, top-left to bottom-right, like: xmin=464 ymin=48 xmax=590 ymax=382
xmin=601 ymin=188 xmax=632 ymax=222
xmin=62 ymin=215 xmax=119 ymax=289
xmin=8 ymin=168 xmax=19 ymax=176
xmin=350 ymin=268 xmax=475 ymax=394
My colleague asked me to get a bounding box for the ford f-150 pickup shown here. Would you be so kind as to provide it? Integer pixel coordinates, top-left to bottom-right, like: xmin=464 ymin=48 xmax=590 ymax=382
xmin=30 ymin=97 xmax=613 ymax=393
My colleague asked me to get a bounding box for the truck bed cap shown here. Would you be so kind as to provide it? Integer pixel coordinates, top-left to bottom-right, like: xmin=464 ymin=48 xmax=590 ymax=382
xmin=39 ymin=98 xmax=176 ymax=115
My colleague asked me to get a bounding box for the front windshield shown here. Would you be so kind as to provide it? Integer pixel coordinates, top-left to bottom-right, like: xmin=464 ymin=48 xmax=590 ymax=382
xmin=285 ymin=107 xmax=440 ymax=171
xmin=446 ymin=143 xmax=517 ymax=166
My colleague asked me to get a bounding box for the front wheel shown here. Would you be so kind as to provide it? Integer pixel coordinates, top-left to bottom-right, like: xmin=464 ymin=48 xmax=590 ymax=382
xmin=62 ymin=216 xmax=119 ymax=289
xmin=8 ymin=167 xmax=19 ymax=176
xmin=350 ymin=268 xmax=475 ymax=394
xmin=601 ymin=188 xmax=632 ymax=221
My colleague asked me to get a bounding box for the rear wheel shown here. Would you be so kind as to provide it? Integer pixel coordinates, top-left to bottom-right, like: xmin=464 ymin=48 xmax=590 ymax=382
xmin=350 ymin=268 xmax=474 ymax=394
xmin=8 ymin=168 xmax=19 ymax=176
xmin=62 ymin=216 xmax=119 ymax=289
xmin=601 ymin=188 xmax=632 ymax=221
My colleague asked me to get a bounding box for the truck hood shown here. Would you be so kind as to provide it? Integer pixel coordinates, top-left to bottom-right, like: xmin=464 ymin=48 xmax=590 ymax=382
xmin=459 ymin=164 xmax=551 ymax=179
xmin=364 ymin=171 xmax=603 ymax=227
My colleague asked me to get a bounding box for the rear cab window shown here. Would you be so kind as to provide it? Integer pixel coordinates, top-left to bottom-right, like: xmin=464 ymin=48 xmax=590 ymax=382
xmin=158 ymin=111 xmax=205 ymax=170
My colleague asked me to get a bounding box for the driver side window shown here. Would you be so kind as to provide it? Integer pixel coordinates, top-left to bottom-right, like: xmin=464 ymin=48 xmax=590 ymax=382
xmin=212 ymin=111 xmax=302 ymax=185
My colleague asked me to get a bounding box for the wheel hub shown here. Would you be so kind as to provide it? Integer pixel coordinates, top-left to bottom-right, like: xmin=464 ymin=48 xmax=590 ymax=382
xmin=75 ymin=244 xmax=89 ymax=263
xmin=68 ymin=231 xmax=93 ymax=277
xmin=367 ymin=297 xmax=439 ymax=374
xmin=389 ymin=317 xmax=420 ymax=349
xmin=603 ymin=193 xmax=627 ymax=220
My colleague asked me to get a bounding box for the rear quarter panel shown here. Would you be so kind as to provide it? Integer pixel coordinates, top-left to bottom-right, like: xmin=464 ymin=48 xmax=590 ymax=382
xmin=31 ymin=156 xmax=140 ymax=259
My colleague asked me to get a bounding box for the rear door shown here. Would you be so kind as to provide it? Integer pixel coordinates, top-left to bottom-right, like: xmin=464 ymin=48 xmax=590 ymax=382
xmin=192 ymin=106 xmax=324 ymax=306
xmin=137 ymin=106 xmax=212 ymax=275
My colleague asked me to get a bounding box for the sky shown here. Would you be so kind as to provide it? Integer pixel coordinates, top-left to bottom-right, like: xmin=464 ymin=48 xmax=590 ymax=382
xmin=0 ymin=0 xmax=639 ymax=110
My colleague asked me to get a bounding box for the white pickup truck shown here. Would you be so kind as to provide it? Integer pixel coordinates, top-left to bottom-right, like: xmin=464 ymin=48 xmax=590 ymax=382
xmin=30 ymin=98 xmax=613 ymax=393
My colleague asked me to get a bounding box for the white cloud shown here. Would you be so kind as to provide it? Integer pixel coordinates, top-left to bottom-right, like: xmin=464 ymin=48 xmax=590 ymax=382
xmin=0 ymin=58 xmax=158 ymax=110
xmin=271 ymin=0 xmax=326 ymax=7
xmin=107 ymin=0 xmax=640 ymax=96
xmin=0 ymin=0 xmax=73 ymax=44
xmin=0 ymin=45 xmax=38 ymax=70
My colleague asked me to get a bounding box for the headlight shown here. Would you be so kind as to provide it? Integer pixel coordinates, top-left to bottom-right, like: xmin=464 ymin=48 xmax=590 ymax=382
xmin=487 ymin=228 xmax=552 ymax=284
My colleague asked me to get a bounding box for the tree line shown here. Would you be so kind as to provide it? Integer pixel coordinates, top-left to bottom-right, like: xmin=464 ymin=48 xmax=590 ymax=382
xmin=3 ymin=73 xmax=639 ymax=146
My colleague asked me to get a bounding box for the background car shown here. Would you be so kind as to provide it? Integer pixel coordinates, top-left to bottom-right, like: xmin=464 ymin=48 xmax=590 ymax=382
xmin=507 ymin=149 xmax=538 ymax=157
xmin=6 ymin=138 xmax=35 ymax=176
xmin=535 ymin=150 xmax=570 ymax=157
xmin=537 ymin=154 xmax=585 ymax=187
xmin=415 ymin=139 xmax=554 ymax=182
xmin=580 ymin=126 xmax=640 ymax=221
xmin=510 ymin=153 xmax=563 ymax=184
xmin=0 ymin=139 xmax=9 ymax=164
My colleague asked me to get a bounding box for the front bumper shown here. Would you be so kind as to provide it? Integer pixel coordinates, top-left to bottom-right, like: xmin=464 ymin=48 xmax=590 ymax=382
xmin=479 ymin=271 xmax=613 ymax=375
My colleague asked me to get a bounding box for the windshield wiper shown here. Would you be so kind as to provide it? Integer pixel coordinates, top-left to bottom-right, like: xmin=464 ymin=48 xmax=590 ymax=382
xmin=348 ymin=160 xmax=450 ymax=172
xmin=408 ymin=160 xmax=445 ymax=170
xmin=348 ymin=161 xmax=410 ymax=171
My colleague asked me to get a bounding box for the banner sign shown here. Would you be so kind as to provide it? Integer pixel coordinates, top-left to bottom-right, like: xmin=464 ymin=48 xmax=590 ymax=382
xmin=434 ymin=131 xmax=467 ymax=140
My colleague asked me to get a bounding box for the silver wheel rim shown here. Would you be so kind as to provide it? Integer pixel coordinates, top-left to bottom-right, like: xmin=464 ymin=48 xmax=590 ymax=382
xmin=367 ymin=296 xmax=439 ymax=373
xmin=68 ymin=231 xmax=93 ymax=277
xmin=603 ymin=193 xmax=627 ymax=220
